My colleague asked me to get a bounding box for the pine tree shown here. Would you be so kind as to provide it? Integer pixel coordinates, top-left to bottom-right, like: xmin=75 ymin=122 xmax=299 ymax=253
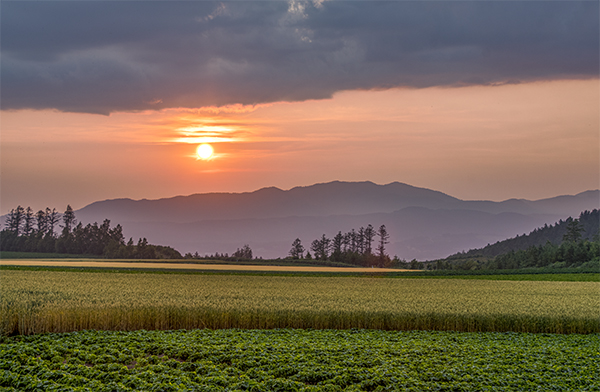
xmin=5 ymin=206 xmax=25 ymax=235
xmin=357 ymin=227 xmax=365 ymax=254
xmin=348 ymin=229 xmax=357 ymax=253
xmin=364 ymin=224 xmax=375 ymax=255
xmin=289 ymin=238 xmax=305 ymax=259
xmin=563 ymin=218 xmax=583 ymax=243
xmin=311 ymin=234 xmax=330 ymax=260
xmin=23 ymin=207 xmax=34 ymax=236
xmin=61 ymin=205 xmax=77 ymax=234
xmin=35 ymin=209 xmax=48 ymax=234
xmin=46 ymin=208 xmax=61 ymax=236
xmin=376 ymin=224 xmax=390 ymax=265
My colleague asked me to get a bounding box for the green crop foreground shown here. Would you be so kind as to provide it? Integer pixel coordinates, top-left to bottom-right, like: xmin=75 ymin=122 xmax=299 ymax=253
xmin=1 ymin=270 xmax=598 ymax=335
xmin=1 ymin=329 xmax=598 ymax=391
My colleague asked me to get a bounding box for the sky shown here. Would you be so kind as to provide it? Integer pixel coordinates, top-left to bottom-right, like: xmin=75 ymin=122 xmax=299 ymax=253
xmin=1 ymin=0 xmax=599 ymax=212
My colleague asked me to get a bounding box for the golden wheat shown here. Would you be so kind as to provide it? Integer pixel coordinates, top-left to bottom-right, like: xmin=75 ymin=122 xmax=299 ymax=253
xmin=1 ymin=270 xmax=598 ymax=335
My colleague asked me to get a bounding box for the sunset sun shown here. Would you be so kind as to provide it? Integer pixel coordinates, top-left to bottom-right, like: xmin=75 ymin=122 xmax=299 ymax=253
xmin=196 ymin=143 xmax=214 ymax=160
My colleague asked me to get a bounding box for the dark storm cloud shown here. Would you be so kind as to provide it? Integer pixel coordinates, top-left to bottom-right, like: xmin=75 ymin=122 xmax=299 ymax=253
xmin=1 ymin=1 xmax=598 ymax=114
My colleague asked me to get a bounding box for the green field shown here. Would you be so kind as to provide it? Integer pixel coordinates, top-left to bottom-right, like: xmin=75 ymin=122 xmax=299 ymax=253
xmin=0 ymin=251 xmax=103 ymax=259
xmin=0 ymin=252 xmax=356 ymax=267
xmin=2 ymin=263 xmax=598 ymax=281
xmin=2 ymin=270 xmax=598 ymax=335
xmin=1 ymin=329 xmax=598 ymax=391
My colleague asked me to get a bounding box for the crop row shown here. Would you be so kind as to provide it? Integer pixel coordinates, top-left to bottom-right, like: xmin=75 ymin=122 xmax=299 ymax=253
xmin=1 ymin=329 xmax=599 ymax=391
xmin=1 ymin=270 xmax=599 ymax=335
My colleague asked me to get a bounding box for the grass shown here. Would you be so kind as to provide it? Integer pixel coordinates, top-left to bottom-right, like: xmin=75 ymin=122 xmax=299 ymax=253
xmin=1 ymin=270 xmax=598 ymax=335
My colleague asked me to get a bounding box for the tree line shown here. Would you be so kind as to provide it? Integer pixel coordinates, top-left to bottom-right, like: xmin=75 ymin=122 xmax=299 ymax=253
xmin=288 ymin=224 xmax=401 ymax=267
xmin=1 ymin=205 xmax=181 ymax=259
xmin=180 ymin=225 xmax=398 ymax=267
xmin=178 ymin=223 xmax=400 ymax=267
xmin=183 ymin=244 xmax=255 ymax=261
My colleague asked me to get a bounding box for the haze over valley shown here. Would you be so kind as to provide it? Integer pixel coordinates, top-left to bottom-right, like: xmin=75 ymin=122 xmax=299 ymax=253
xmin=75 ymin=181 xmax=599 ymax=260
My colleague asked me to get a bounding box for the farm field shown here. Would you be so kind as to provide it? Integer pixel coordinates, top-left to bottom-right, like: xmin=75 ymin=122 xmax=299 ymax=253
xmin=1 ymin=270 xmax=598 ymax=335
xmin=1 ymin=329 xmax=598 ymax=391
xmin=0 ymin=259 xmax=402 ymax=273
xmin=2 ymin=264 xmax=598 ymax=282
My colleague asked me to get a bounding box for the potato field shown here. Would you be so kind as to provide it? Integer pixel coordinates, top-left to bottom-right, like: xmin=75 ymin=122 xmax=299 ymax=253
xmin=1 ymin=329 xmax=598 ymax=391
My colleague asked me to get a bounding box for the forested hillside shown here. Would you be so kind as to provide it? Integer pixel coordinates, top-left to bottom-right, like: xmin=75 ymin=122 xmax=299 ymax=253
xmin=434 ymin=210 xmax=599 ymax=270
xmin=449 ymin=210 xmax=598 ymax=258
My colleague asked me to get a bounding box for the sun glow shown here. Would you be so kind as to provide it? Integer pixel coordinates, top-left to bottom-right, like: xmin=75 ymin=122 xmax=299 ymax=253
xmin=196 ymin=144 xmax=214 ymax=160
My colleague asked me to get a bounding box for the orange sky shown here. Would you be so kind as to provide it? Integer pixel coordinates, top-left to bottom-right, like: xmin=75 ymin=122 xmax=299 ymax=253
xmin=1 ymin=79 xmax=598 ymax=211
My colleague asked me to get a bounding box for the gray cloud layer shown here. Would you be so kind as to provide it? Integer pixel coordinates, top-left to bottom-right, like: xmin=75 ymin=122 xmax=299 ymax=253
xmin=2 ymin=1 xmax=598 ymax=114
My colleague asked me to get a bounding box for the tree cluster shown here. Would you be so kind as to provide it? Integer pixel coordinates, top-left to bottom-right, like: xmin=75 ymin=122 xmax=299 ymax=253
xmin=1 ymin=205 xmax=181 ymax=259
xmin=290 ymin=224 xmax=397 ymax=267
xmin=183 ymin=244 xmax=256 ymax=261
xmin=233 ymin=244 xmax=253 ymax=260
xmin=4 ymin=206 xmax=61 ymax=237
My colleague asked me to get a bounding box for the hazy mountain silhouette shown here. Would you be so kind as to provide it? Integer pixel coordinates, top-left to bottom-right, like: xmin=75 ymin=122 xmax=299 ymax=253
xmin=73 ymin=181 xmax=599 ymax=260
xmin=77 ymin=181 xmax=461 ymax=223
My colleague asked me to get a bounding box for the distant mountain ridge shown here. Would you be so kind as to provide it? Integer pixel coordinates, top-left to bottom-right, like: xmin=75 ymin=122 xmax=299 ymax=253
xmin=77 ymin=181 xmax=462 ymax=223
xmin=76 ymin=181 xmax=598 ymax=223
xmin=457 ymin=190 xmax=600 ymax=216
xmin=73 ymin=181 xmax=600 ymax=260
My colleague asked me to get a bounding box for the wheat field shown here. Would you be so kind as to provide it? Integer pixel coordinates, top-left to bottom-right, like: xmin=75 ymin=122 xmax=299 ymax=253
xmin=1 ymin=270 xmax=598 ymax=335
xmin=0 ymin=259 xmax=403 ymax=272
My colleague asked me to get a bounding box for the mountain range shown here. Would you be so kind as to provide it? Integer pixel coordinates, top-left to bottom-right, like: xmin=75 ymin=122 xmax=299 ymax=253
xmin=74 ymin=181 xmax=600 ymax=260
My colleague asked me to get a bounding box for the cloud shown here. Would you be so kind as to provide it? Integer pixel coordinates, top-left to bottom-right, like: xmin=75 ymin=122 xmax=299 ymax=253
xmin=1 ymin=1 xmax=598 ymax=114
